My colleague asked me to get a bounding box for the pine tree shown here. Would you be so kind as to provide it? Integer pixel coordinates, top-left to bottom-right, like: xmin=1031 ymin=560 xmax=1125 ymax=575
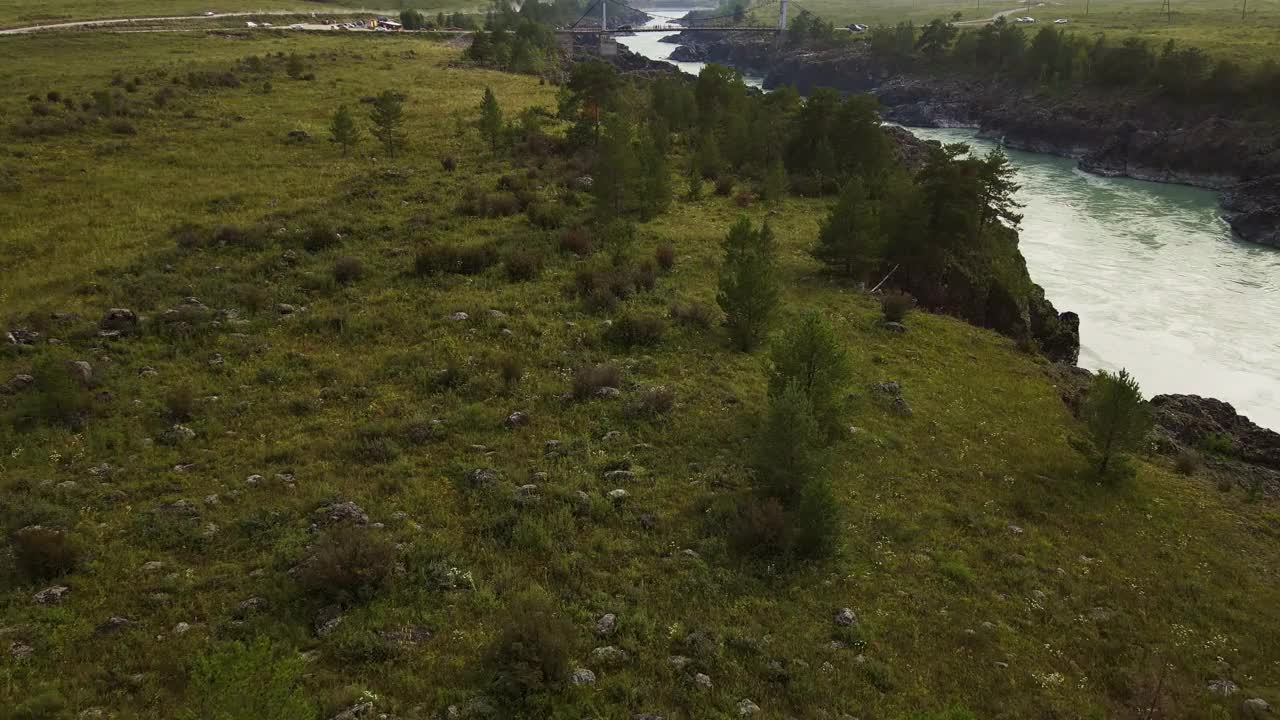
xmin=686 ymin=152 xmax=703 ymax=200
xmin=369 ymin=90 xmax=407 ymax=157
xmin=478 ymin=87 xmax=503 ymax=149
xmin=767 ymin=311 xmax=852 ymax=434
xmin=637 ymin=133 xmax=671 ymax=220
xmin=1082 ymin=369 xmax=1153 ymax=479
xmin=814 ymin=177 xmax=886 ymax=280
xmin=755 ymin=380 xmax=821 ymax=501
xmin=592 ymin=114 xmax=639 ymax=217
xmin=328 ymin=105 xmax=360 ymax=156
xmin=695 ymin=129 xmax=723 ymax=180
xmin=762 ymin=158 xmax=788 ymax=205
xmin=717 ymin=218 xmax=779 ymax=352
xmin=978 ymin=148 xmax=1024 ymax=231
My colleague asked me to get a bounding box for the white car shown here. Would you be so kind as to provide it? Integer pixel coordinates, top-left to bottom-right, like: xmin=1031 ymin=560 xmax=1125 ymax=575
xmin=1054 ymin=17 xmax=1070 ymax=23
xmin=1015 ymin=16 xmax=1036 ymax=23
xmin=847 ymin=23 xmax=868 ymax=32
xmin=203 ymin=10 xmax=215 ymax=16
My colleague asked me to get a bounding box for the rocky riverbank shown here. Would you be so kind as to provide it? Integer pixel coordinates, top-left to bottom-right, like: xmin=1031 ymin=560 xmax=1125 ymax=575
xmin=659 ymin=32 xmax=1280 ymax=248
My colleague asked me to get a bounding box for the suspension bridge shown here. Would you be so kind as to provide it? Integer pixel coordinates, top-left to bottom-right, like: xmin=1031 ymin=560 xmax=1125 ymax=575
xmin=556 ymin=0 xmax=794 ymax=35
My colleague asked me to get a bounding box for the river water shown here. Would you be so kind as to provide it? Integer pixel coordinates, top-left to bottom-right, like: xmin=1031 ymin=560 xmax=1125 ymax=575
xmin=620 ymin=12 xmax=1280 ymax=430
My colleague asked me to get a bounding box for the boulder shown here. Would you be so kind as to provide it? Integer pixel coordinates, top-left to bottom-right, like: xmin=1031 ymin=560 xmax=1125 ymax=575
xmin=595 ymin=613 xmax=617 ymax=637
xmin=835 ymin=607 xmax=858 ymax=627
xmin=33 ymin=585 xmax=70 ymax=605
xmin=100 ymin=308 xmax=139 ymax=335
xmin=590 ymin=645 xmax=628 ymax=666
xmin=570 ymin=667 xmax=596 ymax=686
xmin=1 ymin=373 xmax=34 ymax=394
xmin=315 ymin=501 xmax=369 ymax=526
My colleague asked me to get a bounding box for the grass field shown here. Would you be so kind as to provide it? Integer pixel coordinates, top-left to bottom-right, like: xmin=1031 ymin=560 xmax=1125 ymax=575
xmin=0 ymin=0 xmax=475 ymax=29
xmin=776 ymin=0 xmax=1280 ymax=63
xmin=2 ymin=30 xmax=1279 ymax=720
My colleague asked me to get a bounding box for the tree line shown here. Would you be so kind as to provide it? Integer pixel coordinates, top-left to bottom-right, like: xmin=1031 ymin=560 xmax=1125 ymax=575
xmin=880 ymin=17 xmax=1280 ymax=107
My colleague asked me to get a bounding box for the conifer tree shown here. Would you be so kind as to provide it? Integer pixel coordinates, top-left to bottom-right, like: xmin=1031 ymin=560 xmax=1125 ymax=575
xmin=328 ymin=105 xmax=360 ymax=156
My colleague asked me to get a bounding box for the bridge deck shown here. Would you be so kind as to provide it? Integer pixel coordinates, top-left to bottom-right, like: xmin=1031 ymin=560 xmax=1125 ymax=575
xmin=557 ymin=26 xmax=779 ymax=34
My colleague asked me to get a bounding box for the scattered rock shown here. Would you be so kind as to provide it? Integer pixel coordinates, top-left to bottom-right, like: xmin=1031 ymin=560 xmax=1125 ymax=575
xmin=246 ymin=474 xmax=264 ymax=486
xmin=638 ymin=513 xmax=656 ymax=530
xmin=607 ymin=488 xmax=629 ymax=503
xmin=668 ymin=655 xmax=691 ymax=670
xmin=570 ymin=667 xmax=597 ymax=686
xmin=100 ymin=308 xmax=139 ymax=335
xmin=1 ymin=373 xmax=34 ymax=394
xmin=9 ymin=642 xmax=33 ymax=659
xmin=140 ymin=560 xmax=164 ymax=573
xmin=448 ymin=311 xmax=469 ymax=322
xmin=314 ymin=606 xmax=344 ymax=637
xmin=157 ymin=424 xmax=196 ymax=446
xmin=378 ymin=625 xmax=431 ymax=648
xmin=328 ymin=702 xmax=373 ymax=720
xmin=595 ymin=386 xmax=621 ymax=399
xmin=1209 ymin=679 xmax=1240 ymax=696
xmin=603 ymin=469 xmax=635 ymax=483
xmin=590 ymin=645 xmax=628 ymax=666
xmin=316 ymin=501 xmax=369 ymax=526
xmin=469 ymin=467 xmax=500 ymax=489
xmin=504 ymin=411 xmax=530 ymax=429
xmin=174 ymin=622 xmax=192 ymax=635
xmin=95 ymin=616 xmax=135 ymax=634
xmin=891 ymin=396 xmax=913 ymax=417
xmin=601 ymin=430 xmax=623 ymax=442
xmin=286 ymin=129 xmax=311 ymax=143
xmin=595 ymin=613 xmax=617 ymax=637
xmin=694 ymin=672 xmax=713 ymax=689
xmin=67 ymin=360 xmax=93 ymax=385
xmin=33 ymin=585 xmax=69 ymax=605
xmin=737 ymin=699 xmax=760 ymax=716
xmin=1243 ymin=698 xmax=1272 ymax=718
xmin=880 ymin=321 xmax=908 ymax=333
xmin=276 ymin=303 xmax=297 ymax=315
xmin=235 ymin=596 xmax=269 ymax=617
xmin=834 ymin=608 xmax=858 ymax=627
xmin=544 ymin=440 xmax=563 ymax=457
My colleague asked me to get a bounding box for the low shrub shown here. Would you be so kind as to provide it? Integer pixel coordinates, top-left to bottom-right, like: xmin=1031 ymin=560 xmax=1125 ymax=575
xmin=332 ymin=256 xmax=365 ymax=284
xmin=1174 ymin=449 xmax=1203 ymax=475
xmin=295 ymin=525 xmax=395 ymax=605
xmin=186 ymin=638 xmax=315 ymax=720
xmin=487 ymin=590 xmax=574 ymax=705
xmin=669 ymin=301 xmax=717 ymax=329
xmin=734 ymin=189 xmax=754 ymax=207
xmin=504 ymin=249 xmax=543 ymax=282
xmin=441 ymin=155 xmax=457 ymax=172
xmin=498 ymin=355 xmax=523 ymax=390
xmin=302 ymin=222 xmax=341 ymax=252
xmin=107 ymin=118 xmax=136 ymax=135
xmin=571 ymin=363 xmax=622 ymax=400
xmin=714 ymin=176 xmax=735 ymax=196
xmin=654 ymin=242 xmax=675 ymax=271
xmin=414 ymin=244 xmax=498 ymax=277
xmin=633 ymin=260 xmax=658 ymax=292
xmin=165 ymin=385 xmax=196 ymax=421
xmin=605 ymin=312 xmax=666 ymax=348
xmin=456 ymin=188 xmax=521 ymax=218
xmin=624 ymin=386 xmax=675 ymax=420
xmin=13 ymin=525 xmax=80 ymax=582
xmin=881 ymin=291 xmax=915 ymax=323
xmin=559 ymin=226 xmax=592 ymax=255
xmin=12 ymin=356 xmax=90 ymax=428
xmin=525 ymin=202 xmax=564 ymax=230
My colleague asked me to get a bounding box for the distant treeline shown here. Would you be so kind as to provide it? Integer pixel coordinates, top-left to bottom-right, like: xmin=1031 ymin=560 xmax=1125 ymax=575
xmin=786 ymin=11 xmax=1280 ymax=108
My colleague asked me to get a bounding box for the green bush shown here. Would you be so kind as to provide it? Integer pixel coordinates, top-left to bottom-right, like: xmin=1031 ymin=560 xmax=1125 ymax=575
xmin=295 ymin=525 xmax=395 ymax=605
xmin=767 ymin=311 xmax=852 ymax=434
xmin=504 ymin=249 xmax=543 ymax=282
xmin=605 ymin=312 xmax=666 ymax=348
xmin=13 ymin=525 xmax=80 ymax=582
xmin=183 ymin=638 xmax=315 ymax=720
xmin=487 ymin=589 xmax=574 ymax=705
xmin=12 ymin=356 xmax=90 ymax=428
xmin=1082 ymin=369 xmax=1153 ymax=481
xmin=881 ymin=291 xmax=915 ymax=323
xmin=302 ymin=221 xmax=340 ymax=252
xmin=332 ymin=256 xmax=365 ymax=284
xmin=624 ymin=386 xmax=675 ymax=420
xmin=571 ymin=363 xmax=621 ymax=400
xmin=654 ymin=242 xmax=675 ymax=271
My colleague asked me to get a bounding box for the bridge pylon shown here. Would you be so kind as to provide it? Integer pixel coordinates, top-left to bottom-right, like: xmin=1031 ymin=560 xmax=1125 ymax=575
xmin=778 ymin=0 xmax=788 ymax=30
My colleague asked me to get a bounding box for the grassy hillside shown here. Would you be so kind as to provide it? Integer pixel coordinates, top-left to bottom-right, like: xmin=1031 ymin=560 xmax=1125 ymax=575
xmin=770 ymin=0 xmax=1280 ymax=64
xmin=0 ymin=0 xmax=475 ymax=29
xmin=2 ymin=31 xmax=1279 ymax=720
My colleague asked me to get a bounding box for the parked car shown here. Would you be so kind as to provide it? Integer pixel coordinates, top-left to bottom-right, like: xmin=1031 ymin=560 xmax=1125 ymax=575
xmin=203 ymin=10 xmax=216 ymax=16
xmin=1054 ymin=17 xmax=1070 ymax=23
xmin=847 ymin=23 xmax=868 ymax=32
xmin=1015 ymin=16 xmax=1036 ymax=23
